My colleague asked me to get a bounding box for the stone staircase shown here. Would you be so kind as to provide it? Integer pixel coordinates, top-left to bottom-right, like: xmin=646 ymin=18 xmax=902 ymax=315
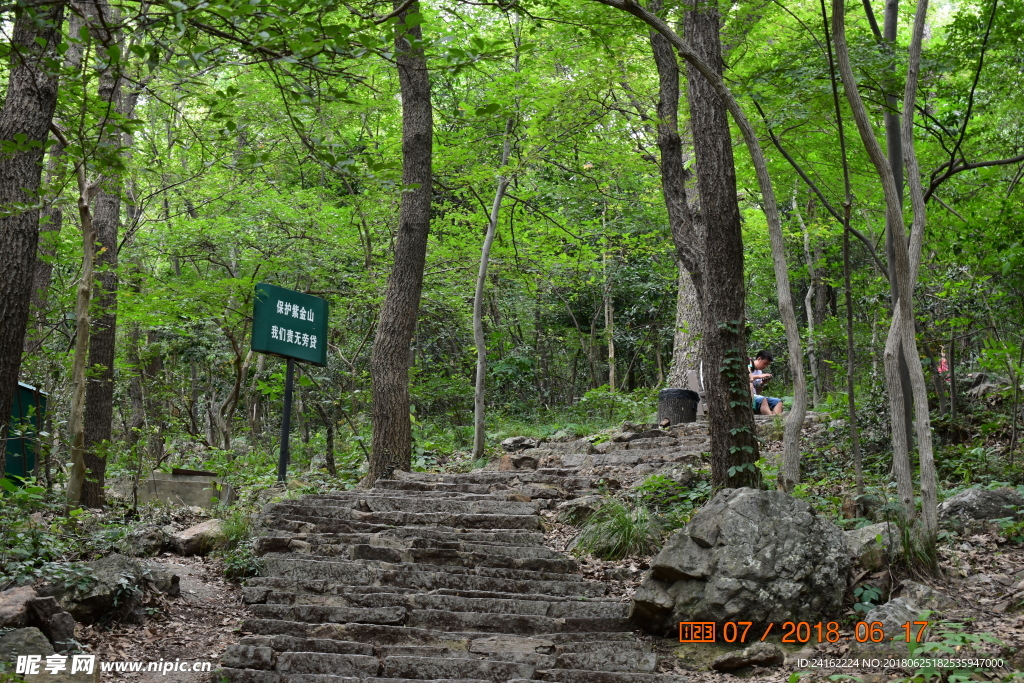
xmin=217 ymin=421 xmax=747 ymax=683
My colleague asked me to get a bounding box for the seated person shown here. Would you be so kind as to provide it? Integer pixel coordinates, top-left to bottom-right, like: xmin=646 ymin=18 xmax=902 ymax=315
xmin=749 ymin=350 xmax=783 ymax=415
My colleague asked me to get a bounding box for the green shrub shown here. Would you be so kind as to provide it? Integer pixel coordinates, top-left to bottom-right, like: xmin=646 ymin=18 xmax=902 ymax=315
xmin=215 ymin=509 xmax=263 ymax=581
xmin=220 ymin=543 xmax=263 ymax=582
xmin=635 ymin=475 xmax=710 ymax=513
xmin=573 ymin=500 xmax=662 ymax=561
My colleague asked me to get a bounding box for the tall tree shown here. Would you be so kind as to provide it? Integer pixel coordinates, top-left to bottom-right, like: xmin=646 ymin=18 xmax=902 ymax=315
xmin=833 ymin=0 xmax=938 ymax=544
xmin=681 ymin=0 xmax=761 ymax=488
xmin=367 ymin=1 xmax=433 ymax=484
xmin=82 ymin=0 xmax=127 ymax=507
xmin=0 ymin=1 xmax=66 ymax=475
xmin=875 ymin=0 xmax=917 ymax=456
xmin=596 ymin=0 xmax=808 ymax=490
xmin=647 ymin=2 xmax=705 ymax=392
xmin=471 ymin=117 xmax=512 ymax=459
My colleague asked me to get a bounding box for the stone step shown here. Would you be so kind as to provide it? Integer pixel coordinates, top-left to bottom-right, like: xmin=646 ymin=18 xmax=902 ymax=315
xmin=535 ymin=439 xmax=596 ymax=453
xmin=255 ymin=559 xmax=608 ymax=597
xmin=375 ymin=479 xmax=494 ymax=494
xmin=261 ymin=555 xmax=583 ymax=583
xmin=391 ymin=470 xmax=599 ymax=488
xmin=237 ymin=619 xmax=645 ymax=652
xmin=269 ymin=497 xmax=539 ymax=516
xmin=377 ymin=644 xmax=554 ymax=668
xmin=555 ymin=648 xmax=657 ymax=672
xmin=275 ymin=651 xmax=379 ymax=676
xmin=249 ymin=604 xmax=408 ymax=626
xmin=373 ymin=479 xmax=567 ymax=500
xmin=306 ymin=490 xmax=503 ymax=501
xmin=265 ymin=541 xmax=576 ymax=573
xmin=262 ymin=519 xmax=546 ymax=545
xmin=625 ymin=446 xmax=707 ymax=460
xmin=405 ymin=609 xmax=629 ymax=635
xmin=246 ymin=584 xmax=623 ymax=607
xmin=366 ymin=679 xmax=491 ymax=683
xmin=234 ymin=635 xmax=374 ymax=656
xmin=366 ymin=679 xmax=490 ymax=683
xmin=257 ymin=590 xmax=627 ymax=620
xmin=246 ymin=601 xmax=624 ymax=632
xmin=257 ymin=533 xmax=566 ymax=560
xmin=223 ymin=461 xmax=682 ymax=683
xmin=543 ymin=450 xmax=706 ymax=469
xmin=263 ymin=509 xmax=542 ymax=530
xmin=380 ymin=654 xmax=536 ymax=682
xmin=518 ymin=672 xmax=689 ymax=683
xmin=468 ymin=636 xmax=659 ymax=673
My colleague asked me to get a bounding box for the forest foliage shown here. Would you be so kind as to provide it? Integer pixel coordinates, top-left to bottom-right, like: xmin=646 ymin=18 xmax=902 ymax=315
xmin=0 ymin=0 xmax=1022 ymax=516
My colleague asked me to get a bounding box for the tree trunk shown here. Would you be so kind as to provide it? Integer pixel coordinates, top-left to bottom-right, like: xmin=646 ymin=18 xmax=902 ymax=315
xmin=24 ymin=146 xmax=65 ymax=356
xmin=820 ymin=0 xmax=864 ymax=497
xmin=0 ymin=1 xmax=64 ymax=476
xmin=949 ymin=335 xmax=957 ymax=420
xmin=899 ymin=0 xmax=938 ymax=545
xmin=647 ymin=6 xmax=705 ymax=388
xmin=472 ymin=119 xmax=512 ymax=459
xmin=126 ymin=322 xmax=146 ymax=457
xmin=683 ymin=0 xmax=760 ymax=488
xmin=313 ymin=402 xmax=336 ymax=477
xmin=82 ymin=0 xmax=127 ymax=507
xmin=597 ymin=0 xmax=805 ymax=488
xmin=604 ymin=251 xmax=616 ymax=392
xmin=795 ymin=196 xmax=821 ymax=408
xmin=367 ymin=1 xmax=432 ymax=485
xmin=880 ymin=0 xmax=917 ymax=458
xmin=24 ymin=10 xmax=82 ymax=357
xmin=833 ymin=0 xmax=937 ymax=543
xmin=668 ymin=266 xmax=702 ymax=387
xmin=65 ymin=153 xmax=98 ymax=508
xmin=249 ymin=353 xmax=266 ymax=438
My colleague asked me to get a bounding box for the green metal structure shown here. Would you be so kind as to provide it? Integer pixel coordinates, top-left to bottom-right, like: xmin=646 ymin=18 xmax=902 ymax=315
xmin=5 ymin=382 xmax=47 ymax=479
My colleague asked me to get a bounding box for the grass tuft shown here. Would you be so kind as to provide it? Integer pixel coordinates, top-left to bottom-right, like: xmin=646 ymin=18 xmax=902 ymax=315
xmin=573 ymin=500 xmax=662 ymax=561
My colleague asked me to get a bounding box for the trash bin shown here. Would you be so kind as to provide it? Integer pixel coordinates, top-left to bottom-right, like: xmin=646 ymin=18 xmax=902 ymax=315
xmin=658 ymin=388 xmax=699 ymax=426
xmin=5 ymin=382 xmax=47 ymax=479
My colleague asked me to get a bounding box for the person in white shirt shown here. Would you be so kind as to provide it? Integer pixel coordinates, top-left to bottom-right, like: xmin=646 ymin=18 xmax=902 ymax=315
xmin=749 ymin=350 xmax=783 ymax=415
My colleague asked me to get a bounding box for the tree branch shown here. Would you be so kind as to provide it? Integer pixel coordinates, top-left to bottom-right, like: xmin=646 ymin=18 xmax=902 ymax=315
xmin=753 ymin=101 xmax=888 ymax=274
xmin=925 ymin=152 xmax=1024 ymax=201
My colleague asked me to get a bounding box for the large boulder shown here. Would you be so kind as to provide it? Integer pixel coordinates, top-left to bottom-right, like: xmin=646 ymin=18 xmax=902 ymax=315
xmin=121 ymin=524 xmax=171 ymax=557
xmin=900 ymin=580 xmax=954 ymax=611
xmin=630 ymin=488 xmax=849 ymax=634
xmin=501 ymin=436 xmax=539 ymax=452
xmin=37 ymin=554 xmax=179 ymax=624
xmin=939 ymin=487 xmax=1024 ymax=527
xmin=851 ymin=597 xmax=927 ymax=657
xmin=711 ymin=642 xmax=785 ymax=672
xmin=0 ymin=627 xmax=54 ymax=662
xmin=0 ymin=585 xmax=38 ymax=627
xmin=27 ymin=597 xmax=77 ymax=651
xmin=845 ymin=522 xmax=903 ymax=570
xmin=171 ymin=518 xmax=226 ymax=555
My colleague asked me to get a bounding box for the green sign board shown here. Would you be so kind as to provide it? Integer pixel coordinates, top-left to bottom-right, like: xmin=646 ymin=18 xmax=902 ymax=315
xmin=251 ymin=283 xmax=328 ymax=366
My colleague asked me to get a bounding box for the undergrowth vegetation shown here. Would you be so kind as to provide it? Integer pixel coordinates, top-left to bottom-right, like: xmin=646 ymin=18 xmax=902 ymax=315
xmin=569 ymin=474 xmax=713 ymax=561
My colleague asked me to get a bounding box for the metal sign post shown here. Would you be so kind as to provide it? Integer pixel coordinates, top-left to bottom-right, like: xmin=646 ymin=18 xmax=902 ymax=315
xmin=251 ymin=283 xmax=328 ymax=484
xmin=277 ymin=358 xmax=295 ymax=483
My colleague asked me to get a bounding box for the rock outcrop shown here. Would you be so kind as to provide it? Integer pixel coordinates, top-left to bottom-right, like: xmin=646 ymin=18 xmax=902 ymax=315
xmin=844 ymin=522 xmax=902 ymax=570
xmin=938 ymin=487 xmax=1024 ymax=527
xmin=0 ymin=585 xmax=37 ymax=628
xmin=37 ymin=554 xmax=179 ymax=624
xmin=631 ymin=488 xmax=849 ymax=634
xmin=171 ymin=518 xmax=226 ymax=555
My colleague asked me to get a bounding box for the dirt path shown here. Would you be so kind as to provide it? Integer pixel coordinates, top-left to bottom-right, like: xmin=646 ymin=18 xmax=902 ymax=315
xmin=77 ymin=556 xmax=249 ymax=682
